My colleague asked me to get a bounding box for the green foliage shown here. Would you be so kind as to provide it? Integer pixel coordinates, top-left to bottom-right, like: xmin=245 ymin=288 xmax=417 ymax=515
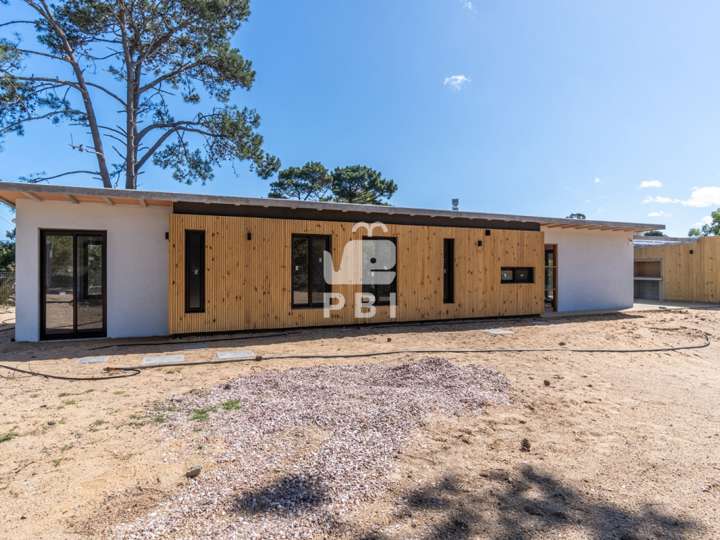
xmin=688 ymin=209 xmax=720 ymax=237
xmin=0 ymin=230 xmax=14 ymax=272
xmin=221 ymin=399 xmax=241 ymax=411
xmin=0 ymin=0 xmax=279 ymax=187
xmin=566 ymin=212 xmax=586 ymax=220
xmin=642 ymin=230 xmax=665 ymax=237
xmin=330 ymin=165 xmax=397 ymax=204
xmin=268 ymin=161 xmax=332 ymax=200
xmin=0 ymin=431 xmax=18 ymax=443
xmin=190 ymin=407 xmax=214 ymax=421
xmin=269 ymin=162 xmax=397 ymax=205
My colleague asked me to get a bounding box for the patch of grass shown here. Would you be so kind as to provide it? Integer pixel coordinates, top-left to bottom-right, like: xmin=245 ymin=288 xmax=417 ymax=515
xmin=0 ymin=431 xmax=18 ymax=443
xmin=52 ymin=458 xmax=62 ymax=467
xmin=190 ymin=407 xmax=214 ymax=421
xmin=60 ymin=443 xmax=73 ymax=453
xmin=113 ymin=390 xmax=126 ymax=396
xmin=221 ymin=399 xmax=241 ymax=411
xmin=63 ymin=399 xmax=78 ymax=406
xmin=152 ymin=414 xmax=167 ymax=424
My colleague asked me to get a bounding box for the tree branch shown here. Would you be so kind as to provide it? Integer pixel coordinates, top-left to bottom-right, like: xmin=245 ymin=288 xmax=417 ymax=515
xmin=138 ymin=60 xmax=203 ymax=94
xmin=9 ymin=75 xmax=127 ymax=108
xmin=14 ymin=47 xmax=69 ymax=63
xmin=1 ymin=110 xmax=81 ymax=135
xmin=18 ymin=170 xmax=100 ymax=183
xmin=0 ymin=20 xmax=36 ymax=28
xmin=24 ymin=0 xmax=113 ymax=187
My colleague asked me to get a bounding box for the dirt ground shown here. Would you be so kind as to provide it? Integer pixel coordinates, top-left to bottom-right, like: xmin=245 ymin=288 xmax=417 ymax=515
xmin=0 ymin=306 xmax=719 ymax=539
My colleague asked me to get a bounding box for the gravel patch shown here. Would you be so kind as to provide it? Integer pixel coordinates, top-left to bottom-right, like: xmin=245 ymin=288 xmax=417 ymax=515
xmin=114 ymin=357 xmax=509 ymax=539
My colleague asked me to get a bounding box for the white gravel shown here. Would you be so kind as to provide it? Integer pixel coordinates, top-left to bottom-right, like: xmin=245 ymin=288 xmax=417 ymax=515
xmin=114 ymin=357 xmax=509 ymax=539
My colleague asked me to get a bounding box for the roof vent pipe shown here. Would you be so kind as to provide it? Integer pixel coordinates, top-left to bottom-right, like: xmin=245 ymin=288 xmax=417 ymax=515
xmin=451 ymin=198 xmax=459 ymax=212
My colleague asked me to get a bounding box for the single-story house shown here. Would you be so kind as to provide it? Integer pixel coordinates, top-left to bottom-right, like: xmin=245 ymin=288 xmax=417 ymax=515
xmin=0 ymin=182 xmax=661 ymax=341
xmin=634 ymin=235 xmax=720 ymax=302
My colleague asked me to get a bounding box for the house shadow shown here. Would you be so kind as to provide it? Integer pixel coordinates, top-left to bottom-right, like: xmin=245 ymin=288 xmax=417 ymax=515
xmin=0 ymin=310 xmax=651 ymax=364
xmin=359 ymin=465 xmax=699 ymax=540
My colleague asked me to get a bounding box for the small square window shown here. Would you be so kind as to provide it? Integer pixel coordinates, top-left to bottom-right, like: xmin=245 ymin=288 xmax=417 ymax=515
xmin=516 ymin=268 xmax=531 ymax=282
xmin=501 ymin=267 xmax=534 ymax=284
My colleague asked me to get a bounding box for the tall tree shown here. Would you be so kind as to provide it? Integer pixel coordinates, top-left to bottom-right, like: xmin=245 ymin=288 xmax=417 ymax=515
xmin=269 ymin=162 xmax=397 ymax=205
xmin=268 ymin=161 xmax=331 ymax=201
xmin=330 ymin=165 xmax=396 ymax=204
xmin=0 ymin=0 xmax=279 ymax=189
xmin=688 ymin=209 xmax=720 ymax=237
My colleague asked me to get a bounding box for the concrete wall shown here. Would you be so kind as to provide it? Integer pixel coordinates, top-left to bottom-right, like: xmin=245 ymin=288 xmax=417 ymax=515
xmin=15 ymin=199 xmax=170 ymax=341
xmin=542 ymin=227 xmax=634 ymax=312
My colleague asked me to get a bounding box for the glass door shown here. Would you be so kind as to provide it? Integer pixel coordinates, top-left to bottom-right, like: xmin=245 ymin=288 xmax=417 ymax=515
xmin=544 ymin=244 xmax=558 ymax=312
xmin=41 ymin=231 xmax=106 ymax=339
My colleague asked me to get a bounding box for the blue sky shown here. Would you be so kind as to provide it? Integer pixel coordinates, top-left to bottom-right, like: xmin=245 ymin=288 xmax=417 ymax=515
xmin=2 ymin=0 xmax=720 ymax=236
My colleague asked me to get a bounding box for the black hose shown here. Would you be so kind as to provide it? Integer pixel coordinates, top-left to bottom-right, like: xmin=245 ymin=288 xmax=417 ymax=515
xmin=87 ymin=331 xmax=290 ymax=350
xmin=258 ymin=334 xmax=711 ymax=360
xmin=0 ymin=363 xmax=141 ymax=381
xmin=2 ymin=333 xmax=711 ymax=382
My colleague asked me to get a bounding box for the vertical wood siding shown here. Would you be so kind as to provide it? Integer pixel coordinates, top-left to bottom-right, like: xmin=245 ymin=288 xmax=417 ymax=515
xmin=635 ymin=236 xmax=720 ymax=302
xmin=168 ymin=214 xmax=545 ymax=334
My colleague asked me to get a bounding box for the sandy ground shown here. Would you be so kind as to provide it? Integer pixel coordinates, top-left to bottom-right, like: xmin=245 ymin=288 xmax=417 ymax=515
xmin=0 ymin=306 xmax=719 ymax=539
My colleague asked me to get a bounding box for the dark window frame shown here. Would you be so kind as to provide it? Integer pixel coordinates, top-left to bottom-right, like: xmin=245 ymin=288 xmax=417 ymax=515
xmin=362 ymin=236 xmax=398 ymax=307
xmin=184 ymin=229 xmax=206 ymax=313
xmin=544 ymin=244 xmax=558 ymax=312
xmin=291 ymin=233 xmax=332 ymax=309
xmin=501 ymin=266 xmax=535 ymax=284
xmin=443 ymin=238 xmax=455 ymax=304
xmin=39 ymin=229 xmax=107 ymax=340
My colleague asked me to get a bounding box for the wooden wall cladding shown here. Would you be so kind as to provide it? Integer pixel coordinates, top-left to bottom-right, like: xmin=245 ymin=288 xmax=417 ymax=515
xmin=168 ymin=214 xmax=545 ymax=334
xmin=635 ymin=237 xmax=720 ymax=303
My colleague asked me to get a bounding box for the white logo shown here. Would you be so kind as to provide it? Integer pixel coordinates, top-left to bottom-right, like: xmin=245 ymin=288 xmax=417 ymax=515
xmin=321 ymin=222 xmax=397 ymax=319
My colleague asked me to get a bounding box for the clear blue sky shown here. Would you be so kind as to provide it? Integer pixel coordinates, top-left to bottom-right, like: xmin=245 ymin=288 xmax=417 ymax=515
xmin=2 ymin=0 xmax=719 ymax=236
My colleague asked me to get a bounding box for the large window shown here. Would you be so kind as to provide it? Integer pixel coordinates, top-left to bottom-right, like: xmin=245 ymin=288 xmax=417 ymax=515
xmin=292 ymin=235 xmax=331 ymax=307
xmin=362 ymin=237 xmax=397 ymax=306
xmin=185 ymin=230 xmax=205 ymax=313
xmin=443 ymin=238 xmax=455 ymax=304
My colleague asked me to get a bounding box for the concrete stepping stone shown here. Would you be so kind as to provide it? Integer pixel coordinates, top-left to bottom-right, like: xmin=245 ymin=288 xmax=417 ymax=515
xmin=215 ymin=350 xmax=258 ymax=361
xmin=78 ymin=355 xmax=109 ymax=365
xmin=483 ymin=328 xmax=514 ymax=335
xmin=143 ymin=354 xmax=185 ymax=366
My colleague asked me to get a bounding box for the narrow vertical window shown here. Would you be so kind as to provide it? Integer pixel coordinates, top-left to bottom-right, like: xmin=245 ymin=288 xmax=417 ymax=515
xmin=292 ymin=235 xmax=331 ymax=307
xmin=185 ymin=230 xmax=205 ymax=313
xmin=443 ymin=238 xmax=454 ymax=303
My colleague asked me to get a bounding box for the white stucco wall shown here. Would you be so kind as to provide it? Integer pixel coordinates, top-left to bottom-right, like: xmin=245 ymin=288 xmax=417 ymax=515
xmin=542 ymin=227 xmax=634 ymax=313
xmin=15 ymin=199 xmax=171 ymax=341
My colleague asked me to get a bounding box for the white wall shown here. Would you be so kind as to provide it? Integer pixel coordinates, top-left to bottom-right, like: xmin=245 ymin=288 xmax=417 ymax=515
xmin=542 ymin=227 xmax=634 ymax=313
xmin=16 ymin=199 xmax=171 ymax=341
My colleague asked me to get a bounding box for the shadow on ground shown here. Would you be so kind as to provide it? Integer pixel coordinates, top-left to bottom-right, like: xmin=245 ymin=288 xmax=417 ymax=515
xmin=358 ymin=465 xmax=699 ymax=540
xmin=232 ymin=474 xmax=328 ymax=516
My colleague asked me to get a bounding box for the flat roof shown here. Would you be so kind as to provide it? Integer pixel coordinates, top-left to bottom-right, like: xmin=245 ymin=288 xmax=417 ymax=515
xmin=633 ymin=235 xmax=697 ymax=246
xmin=0 ymin=181 xmax=663 ymax=232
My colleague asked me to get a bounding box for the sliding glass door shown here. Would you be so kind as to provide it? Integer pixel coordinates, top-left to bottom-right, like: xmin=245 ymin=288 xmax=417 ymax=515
xmin=41 ymin=230 xmax=106 ymax=339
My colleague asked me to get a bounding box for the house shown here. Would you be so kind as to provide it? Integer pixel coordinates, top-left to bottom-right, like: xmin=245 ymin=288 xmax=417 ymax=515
xmin=634 ymin=235 xmax=720 ymax=302
xmin=0 ymin=182 xmax=661 ymax=341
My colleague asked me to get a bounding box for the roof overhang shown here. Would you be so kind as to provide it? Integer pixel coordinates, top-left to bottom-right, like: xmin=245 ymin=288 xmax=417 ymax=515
xmin=0 ymin=181 xmax=664 ymax=233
